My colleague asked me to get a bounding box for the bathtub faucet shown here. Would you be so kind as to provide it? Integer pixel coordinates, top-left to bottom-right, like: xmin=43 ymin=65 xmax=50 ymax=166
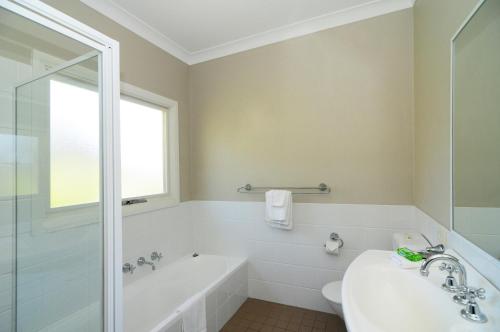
xmin=151 ymin=251 xmax=163 ymax=262
xmin=137 ymin=256 xmax=156 ymax=271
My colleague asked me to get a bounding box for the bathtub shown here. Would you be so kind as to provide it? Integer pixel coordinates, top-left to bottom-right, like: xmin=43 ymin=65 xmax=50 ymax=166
xmin=124 ymin=254 xmax=248 ymax=332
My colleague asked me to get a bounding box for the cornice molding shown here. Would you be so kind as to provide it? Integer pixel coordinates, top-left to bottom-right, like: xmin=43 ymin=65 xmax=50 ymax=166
xmin=81 ymin=0 xmax=414 ymax=65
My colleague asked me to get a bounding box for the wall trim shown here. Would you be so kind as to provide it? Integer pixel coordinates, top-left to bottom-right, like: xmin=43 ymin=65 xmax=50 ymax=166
xmin=79 ymin=0 xmax=191 ymax=62
xmin=80 ymin=0 xmax=414 ymax=65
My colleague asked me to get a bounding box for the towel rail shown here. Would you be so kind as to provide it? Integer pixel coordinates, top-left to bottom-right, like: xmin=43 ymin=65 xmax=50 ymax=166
xmin=237 ymin=183 xmax=331 ymax=194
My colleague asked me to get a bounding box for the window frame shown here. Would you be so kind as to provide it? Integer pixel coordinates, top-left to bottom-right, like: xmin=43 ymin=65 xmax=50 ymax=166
xmin=120 ymin=82 xmax=180 ymax=216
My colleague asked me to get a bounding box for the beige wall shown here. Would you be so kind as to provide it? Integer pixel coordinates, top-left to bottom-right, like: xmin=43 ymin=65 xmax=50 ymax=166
xmin=189 ymin=10 xmax=414 ymax=204
xmin=413 ymin=0 xmax=478 ymax=227
xmin=43 ymin=0 xmax=192 ymax=201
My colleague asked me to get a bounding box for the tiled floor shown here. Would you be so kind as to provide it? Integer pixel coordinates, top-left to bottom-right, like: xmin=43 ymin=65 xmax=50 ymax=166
xmin=222 ymin=298 xmax=347 ymax=332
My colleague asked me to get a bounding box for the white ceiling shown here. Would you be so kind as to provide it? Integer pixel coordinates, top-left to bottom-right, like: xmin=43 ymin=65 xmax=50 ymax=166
xmin=81 ymin=0 xmax=414 ymax=64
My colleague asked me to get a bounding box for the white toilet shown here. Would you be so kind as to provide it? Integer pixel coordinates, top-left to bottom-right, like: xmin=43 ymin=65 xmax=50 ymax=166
xmin=321 ymin=280 xmax=343 ymax=319
xmin=321 ymin=232 xmax=428 ymax=320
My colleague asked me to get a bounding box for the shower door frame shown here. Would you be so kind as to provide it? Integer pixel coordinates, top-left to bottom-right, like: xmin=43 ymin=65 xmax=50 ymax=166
xmin=0 ymin=1 xmax=123 ymax=331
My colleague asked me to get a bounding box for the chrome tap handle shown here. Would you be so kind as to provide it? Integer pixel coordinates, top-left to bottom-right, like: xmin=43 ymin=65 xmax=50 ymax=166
xmin=467 ymin=287 xmax=486 ymax=301
xmin=439 ymin=263 xmax=457 ymax=274
xmin=137 ymin=257 xmax=156 ymax=270
xmin=459 ymin=287 xmax=487 ymax=323
xmin=122 ymin=263 xmax=136 ymax=274
xmin=151 ymin=251 xmax=163 ymax=262
xmin=439 ymin=263 xmax=459 ymax=292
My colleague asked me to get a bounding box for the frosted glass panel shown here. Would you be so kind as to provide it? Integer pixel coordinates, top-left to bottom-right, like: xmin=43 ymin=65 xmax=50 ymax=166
xmin=120 ymin=98 xmax=166 ymax=198
xmin=15 ymin=55 xmax=103 ymax=332
xmin=50 ymin=80 xmax=100 ymax=208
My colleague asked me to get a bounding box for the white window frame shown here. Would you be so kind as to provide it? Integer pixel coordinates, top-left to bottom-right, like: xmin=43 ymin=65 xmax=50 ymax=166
xmin=120 ymin=82 xmax=180 ymax=216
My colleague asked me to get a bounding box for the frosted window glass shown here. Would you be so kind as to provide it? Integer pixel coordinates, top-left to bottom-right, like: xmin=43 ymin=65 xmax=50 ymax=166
xmin=50 ymin=80 xmax=100 ymax=208
xmin=120 ymin=98 xmax=165 ymax=198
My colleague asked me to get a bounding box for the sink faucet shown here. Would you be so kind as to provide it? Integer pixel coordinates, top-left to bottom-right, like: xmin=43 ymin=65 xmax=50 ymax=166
xmin=137 ymin=256 xmax=156 ymax=270
xmin=420 ymin=253 xmax=467 ymax=288
xmin=418 ymin=244 xmax=445 ymax=259
xmin=419 ymin=253 xmax=488 ymax=323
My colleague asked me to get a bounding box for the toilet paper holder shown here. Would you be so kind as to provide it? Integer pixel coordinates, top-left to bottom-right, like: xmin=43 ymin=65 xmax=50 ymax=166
xmin=329 ymin=232 xmax=344 ymax=249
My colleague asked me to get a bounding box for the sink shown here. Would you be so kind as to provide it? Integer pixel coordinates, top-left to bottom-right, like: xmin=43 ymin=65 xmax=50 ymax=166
xmin=342 ymin=250 xmax=499 ymax=332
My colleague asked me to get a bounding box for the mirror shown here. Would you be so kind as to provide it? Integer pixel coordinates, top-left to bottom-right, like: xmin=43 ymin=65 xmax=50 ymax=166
xmin=452 ymin=0 xmax=500 ymax=259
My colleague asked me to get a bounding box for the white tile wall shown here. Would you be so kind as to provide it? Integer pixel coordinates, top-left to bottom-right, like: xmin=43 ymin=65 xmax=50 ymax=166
xmin=190 ymin=201 xmax=417 ymax=313
xmin=4 ymin=197 xmax=498 ymax=330
xmin=121 ymin=203 xmax=195 ymax=285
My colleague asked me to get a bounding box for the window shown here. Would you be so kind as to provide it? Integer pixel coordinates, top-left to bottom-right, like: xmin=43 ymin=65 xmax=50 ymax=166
xmin=120 ymin=83 xmax=179 ymax=215
xmin=47 ymin=78 xmax=179 ymax=214
xmin=49 ymin=79 xmax=100 ymax=208
xmin=120 ymin=98 xmax=166 ymax=198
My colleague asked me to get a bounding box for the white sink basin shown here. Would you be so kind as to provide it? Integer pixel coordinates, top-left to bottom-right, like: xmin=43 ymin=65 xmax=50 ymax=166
xmin=342 ymin=250 xmax=499 ymax=332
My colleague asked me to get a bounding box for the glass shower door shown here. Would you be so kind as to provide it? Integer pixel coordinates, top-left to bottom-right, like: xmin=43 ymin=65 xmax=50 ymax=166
xmin=15 ymin=53 xmax=104 ymax=332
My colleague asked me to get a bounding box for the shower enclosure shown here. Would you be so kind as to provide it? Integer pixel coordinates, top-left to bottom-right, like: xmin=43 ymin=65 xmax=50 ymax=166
xmin=0 ymin=1 xmax=121 ymax=331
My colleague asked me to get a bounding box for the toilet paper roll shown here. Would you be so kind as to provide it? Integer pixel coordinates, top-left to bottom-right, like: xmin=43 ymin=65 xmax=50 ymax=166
xmin=324 ymin=239 xmax=340 ymax=255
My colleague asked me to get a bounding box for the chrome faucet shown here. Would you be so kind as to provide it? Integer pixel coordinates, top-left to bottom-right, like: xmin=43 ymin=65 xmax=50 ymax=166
xmin=420 ymin=254 xmax=467 ymax=289
xmin=457 ymin=286 xmax=488 ymax=323
xmin=418 ymin=243 xmax=445 ymax=259
xmin=122 ymin=262 xmax=136 ymax=274
xmin=137 ymin=256 xmax=156 ymax=270
xmin=419 ymin=253 xmax=487 ymax=323
xmin=151 ymin=251 xmax=163 ymax=262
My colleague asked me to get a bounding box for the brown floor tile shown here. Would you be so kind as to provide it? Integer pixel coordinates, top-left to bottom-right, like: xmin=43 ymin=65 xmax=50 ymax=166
xmin=250 ymin=322 xmax=264 ymax=330
xmin=313 ymin=321 xmax=326 ymax=329
xmin=265 ymin=318 xmax=278 ymax=326
xmin=276 ymin=320 xmax=288 ymax=329
xmin=287 ymin=323 xmax=300 ymax=332
xmin=301 ymin=319 xmax=314 ymax=327
xmin=222 ymin=299 xmax=346 ymax=332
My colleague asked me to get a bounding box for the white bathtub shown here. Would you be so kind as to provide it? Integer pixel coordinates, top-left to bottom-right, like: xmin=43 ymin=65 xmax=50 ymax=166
xmin=124 ymin=254 xmax=248 ymax=332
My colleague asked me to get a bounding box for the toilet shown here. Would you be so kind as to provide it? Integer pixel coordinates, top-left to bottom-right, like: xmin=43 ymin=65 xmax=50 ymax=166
xmin=321 ymin=232 xmax=427 ymax=319
xmin=321 ymin=280 xmax=344 ymax=319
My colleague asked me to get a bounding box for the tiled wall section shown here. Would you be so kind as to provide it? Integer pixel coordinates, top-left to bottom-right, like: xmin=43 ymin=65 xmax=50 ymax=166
xmin=207 ymin=263 xmax=248 ymax=332
xmin=191 ymin=201 xmax=417 ymax=313
xmin=121 ymin=203 xmax=195 ymax=285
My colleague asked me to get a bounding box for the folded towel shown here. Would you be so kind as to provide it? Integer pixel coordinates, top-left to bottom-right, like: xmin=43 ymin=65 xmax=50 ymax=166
xmin=181 ymin=292 xmax=207 ymax=332
xmin=390 ymin=252 xmax=421 ymax=269
xmin=271 ymin=190 xmax=287 ymax=207
xmin=265 ymin=190 xmax=293 ymax=230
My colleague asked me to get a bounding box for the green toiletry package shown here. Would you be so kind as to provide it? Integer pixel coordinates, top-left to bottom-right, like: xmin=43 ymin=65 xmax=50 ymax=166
xmin=396 ymin=247 xmax=424 ymax=262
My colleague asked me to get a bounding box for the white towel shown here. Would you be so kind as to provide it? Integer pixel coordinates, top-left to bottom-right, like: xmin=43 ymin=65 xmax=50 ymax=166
xmin=271 ymin=190 xmax=286 ymax=207
xmin=181 ymin=292 xmax=207 ymax=332
xmin=265 ymin=190 xmax=293 ymax=230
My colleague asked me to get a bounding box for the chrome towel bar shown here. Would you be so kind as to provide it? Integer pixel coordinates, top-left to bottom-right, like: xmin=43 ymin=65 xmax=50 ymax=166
xmin=237 ymin=183 xmax=331 ymax=194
